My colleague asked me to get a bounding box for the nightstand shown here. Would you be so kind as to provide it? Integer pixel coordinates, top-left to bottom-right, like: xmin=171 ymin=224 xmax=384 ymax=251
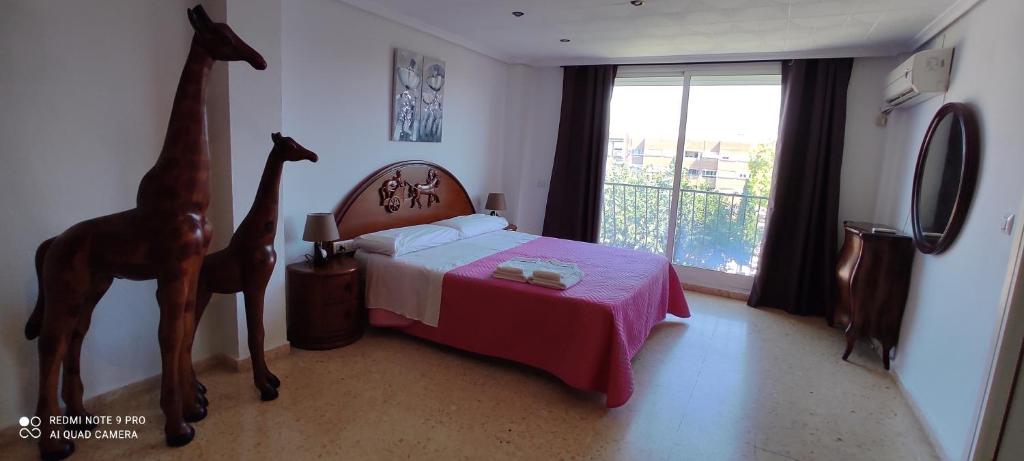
xmin=504 ymin=224 xmax=518 ymax=231
xmin=285 ymin=257 xmax=363 ymax=350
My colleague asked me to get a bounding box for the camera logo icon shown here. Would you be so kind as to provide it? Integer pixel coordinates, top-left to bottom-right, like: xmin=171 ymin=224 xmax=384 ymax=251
xmin=19 ymin=416 xmax=41 ymax=439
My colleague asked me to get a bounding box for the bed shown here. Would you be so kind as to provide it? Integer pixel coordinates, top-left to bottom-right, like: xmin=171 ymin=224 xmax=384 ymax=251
xmin=334 ymin=160 xmax=690 ymax=407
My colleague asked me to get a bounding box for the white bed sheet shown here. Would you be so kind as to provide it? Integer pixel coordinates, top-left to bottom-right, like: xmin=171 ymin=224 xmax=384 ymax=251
xmin=356 ymin=230 xmax=539 ymax=327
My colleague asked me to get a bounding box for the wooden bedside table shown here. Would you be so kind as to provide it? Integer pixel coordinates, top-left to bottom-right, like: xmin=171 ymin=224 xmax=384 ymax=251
xmin=285 ymin=257 xmax=364 ymax=350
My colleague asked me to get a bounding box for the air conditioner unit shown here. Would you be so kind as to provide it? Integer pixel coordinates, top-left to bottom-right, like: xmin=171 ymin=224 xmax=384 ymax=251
xmin=882 ymin=47 xmax=953 ymax=113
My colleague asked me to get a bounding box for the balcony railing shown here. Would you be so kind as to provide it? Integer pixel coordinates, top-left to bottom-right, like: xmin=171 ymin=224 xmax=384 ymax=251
xmin=600 ymin=182 xmax=769 ymax=275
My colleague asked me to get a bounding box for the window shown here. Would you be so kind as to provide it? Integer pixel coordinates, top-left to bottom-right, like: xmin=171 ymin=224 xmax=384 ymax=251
xmin=600 ymin=63 xmax=781 ymax=279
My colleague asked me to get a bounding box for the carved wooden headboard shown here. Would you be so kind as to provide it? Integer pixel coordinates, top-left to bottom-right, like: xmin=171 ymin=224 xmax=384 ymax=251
xmin=333 ymin=160 xmax=476 ymax=240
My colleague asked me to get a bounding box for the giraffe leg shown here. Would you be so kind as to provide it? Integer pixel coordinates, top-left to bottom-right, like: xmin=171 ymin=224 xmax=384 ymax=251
xmin=156 ymin=273 xmax=195 ymax=447
xmin=62 ymin=308 xmax=98 ymax=432
xmin=61 ymin=276 xmax=111 ymax=432
xmin=188 ymin=287 xmax=213 ymax=411
xmin=36 ymin=248 xmax=96 ymax=461
xmin=180 ymin=275 xmax=205 ymax=423
xmin=267 ymin=366 xmax=280 ymax=389
xmin=36 ymin=300 xmax=81 ymax=460
xmin=242 ymin=285 xmax=278 ymax=401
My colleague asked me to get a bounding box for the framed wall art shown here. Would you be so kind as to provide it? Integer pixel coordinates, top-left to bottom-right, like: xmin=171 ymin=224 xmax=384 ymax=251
xmin=392 ymin=48 xmax=445 ymax=142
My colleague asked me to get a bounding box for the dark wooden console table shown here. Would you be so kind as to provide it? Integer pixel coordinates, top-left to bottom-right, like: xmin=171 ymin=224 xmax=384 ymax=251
xmin=835 ymin=221 xmax=915 ymax=370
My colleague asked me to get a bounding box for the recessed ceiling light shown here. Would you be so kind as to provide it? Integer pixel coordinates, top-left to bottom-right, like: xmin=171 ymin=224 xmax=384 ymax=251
xmin=560 ymin=38 xmax=571 ymax=43
xmin=512 ymin=11 xmax=524 ymax=17
xmin=630 ymin=0 xmax=645 ymax=6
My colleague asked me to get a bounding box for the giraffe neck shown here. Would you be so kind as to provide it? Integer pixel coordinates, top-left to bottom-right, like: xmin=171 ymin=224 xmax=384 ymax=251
xmin=162 ymin=38 xmax=213 ymax=156
xmin=137 ymin=36 xmax=214 ymax=210
xmin=235 ymin=153 xmax=284 ymax=246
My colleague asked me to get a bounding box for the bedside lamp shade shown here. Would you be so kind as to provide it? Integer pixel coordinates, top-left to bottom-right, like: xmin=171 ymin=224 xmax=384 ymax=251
xmin=303 ymin=213 xmax=339 ymax=267
xmin=485 ymin=193 xmax=506 ymax=212
xmin=302 ymin=213 xmax=340 ymax=242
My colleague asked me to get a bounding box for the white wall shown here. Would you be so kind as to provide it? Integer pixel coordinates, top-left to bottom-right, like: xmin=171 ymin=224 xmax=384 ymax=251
xmin=204 ymin=0 xmax=244 ymax=360
xmin=224 ymin=0 xmax=288 ymax=357
xmin=501 ymin=65 xmax=563 ymax=234
xmin=869 ymin=0 xmax=1024 ymax=459
xmin=839 ymin=57 xmax=900 ymax=226
xmin=279 ymin=0 xmax=511 ymax=262
xmin=0 ymin=0 xmax=237 ymax=425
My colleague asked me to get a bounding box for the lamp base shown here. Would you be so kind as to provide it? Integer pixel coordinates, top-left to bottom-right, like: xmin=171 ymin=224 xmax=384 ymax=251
xmin=311 ymin=241 xmax=328 ymax=267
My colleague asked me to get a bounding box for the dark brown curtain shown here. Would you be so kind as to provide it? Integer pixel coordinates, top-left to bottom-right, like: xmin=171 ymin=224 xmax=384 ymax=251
xmin=542 ymin=65 xmax=618 ymax=242
xmin=748 ymin=58 xmax=854 ymax=320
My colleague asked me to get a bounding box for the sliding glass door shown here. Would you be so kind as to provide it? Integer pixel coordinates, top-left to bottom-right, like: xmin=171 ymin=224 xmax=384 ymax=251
xmin=601 ymin=77 xmax=683 ymax=256
xmin=600 ymin=64 xmax=781 ymax=289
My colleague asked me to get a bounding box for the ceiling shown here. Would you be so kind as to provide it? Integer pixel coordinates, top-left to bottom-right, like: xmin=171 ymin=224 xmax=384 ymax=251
xmin=340 ymin=0 xmax=971 ymax=65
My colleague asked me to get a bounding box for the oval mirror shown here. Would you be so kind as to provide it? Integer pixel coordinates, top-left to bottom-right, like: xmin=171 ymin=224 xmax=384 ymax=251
xmin=911 ymin=102 xmax=979 ymax=254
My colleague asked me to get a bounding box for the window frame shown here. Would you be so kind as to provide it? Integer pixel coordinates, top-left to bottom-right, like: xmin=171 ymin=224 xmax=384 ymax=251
xmin=603 ymin=61 xmax=782 ymax=292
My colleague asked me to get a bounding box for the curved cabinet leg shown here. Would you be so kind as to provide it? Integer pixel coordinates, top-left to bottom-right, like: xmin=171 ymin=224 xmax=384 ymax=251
xmin=842 ymin=323 xmax=856 ymax=361
xmin=882 ymin=343 xmax=892 ymax=370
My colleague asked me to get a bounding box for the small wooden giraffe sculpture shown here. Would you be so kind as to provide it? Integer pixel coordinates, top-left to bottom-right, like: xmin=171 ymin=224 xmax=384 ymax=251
xmin=23 ymin=6 xmax=265 ymax=460
xmin=187 ymin=133 xmax=319 ymax=404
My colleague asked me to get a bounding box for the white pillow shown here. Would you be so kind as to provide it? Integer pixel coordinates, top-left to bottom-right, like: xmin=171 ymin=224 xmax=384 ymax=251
xmin=433 ymin=214 xmax=509 ymax=238
xmin=352 ymin=224 xmax=459 ymax=256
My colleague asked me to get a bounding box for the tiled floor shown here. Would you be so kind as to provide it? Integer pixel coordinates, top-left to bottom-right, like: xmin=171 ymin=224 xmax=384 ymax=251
xmin=3 ymin=293 xmax=937 ymax=460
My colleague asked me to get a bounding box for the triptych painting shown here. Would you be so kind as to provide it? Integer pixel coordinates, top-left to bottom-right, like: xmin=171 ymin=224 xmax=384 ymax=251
xmin=392 ymin=48 xmax=446 ymax=142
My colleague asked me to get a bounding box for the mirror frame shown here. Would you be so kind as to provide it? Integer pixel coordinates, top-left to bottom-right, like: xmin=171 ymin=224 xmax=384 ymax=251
xmin=911 ymin=102 xmax=979 ymax=254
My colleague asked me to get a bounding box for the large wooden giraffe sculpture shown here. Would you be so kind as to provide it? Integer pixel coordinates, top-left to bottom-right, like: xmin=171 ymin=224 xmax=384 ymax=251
xmin=187 ymin=133 xmax=319 ymax=404
xmin=23 ymin=6 xmax=265 ymax=460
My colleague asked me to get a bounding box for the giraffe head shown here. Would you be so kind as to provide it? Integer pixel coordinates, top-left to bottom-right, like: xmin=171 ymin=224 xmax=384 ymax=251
xmin=271 ymin=132 xmax=319 ymax=163
xmin=187 ymin=5 xmax=267 ymax=70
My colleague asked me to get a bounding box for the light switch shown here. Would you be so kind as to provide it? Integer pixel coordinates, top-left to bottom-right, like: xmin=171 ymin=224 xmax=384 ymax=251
xmin=1003 ymin=214 xmax=1015 ymax=235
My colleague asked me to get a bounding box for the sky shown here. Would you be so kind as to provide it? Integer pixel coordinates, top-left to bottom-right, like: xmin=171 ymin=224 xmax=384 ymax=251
xmin=608 ymin=82 xmax=782 ymax=147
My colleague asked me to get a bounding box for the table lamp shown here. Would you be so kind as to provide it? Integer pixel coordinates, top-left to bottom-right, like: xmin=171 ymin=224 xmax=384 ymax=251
xmin=485 ymin=193 xmax=506 ymax=216
xmin=302 ymin=213 xmax=340 ymax=267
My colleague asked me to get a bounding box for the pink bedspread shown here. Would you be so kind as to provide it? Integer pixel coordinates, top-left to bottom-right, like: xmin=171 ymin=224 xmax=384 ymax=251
xmin=370 ymin=236 xmax=689 ymax=407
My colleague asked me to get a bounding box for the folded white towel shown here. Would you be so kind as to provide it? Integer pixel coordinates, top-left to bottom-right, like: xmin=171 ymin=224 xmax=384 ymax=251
xmin=492 ymin=272 xmax=528 ymax=283
xmin=494 ymin=257 xmax=541 ymax=277
xmin=528 ymin=274 xmax=580 ymax=290
xmin=532 ymin=269 xmax=566 ymax=281
xmin=492 ymin=257 xmax=583 ymax=289
xmin=495 ymin=264 xmax=525 ymax=276
xmin=532 ymin=259 xmax=581 ymax=280
xmin=527 ymin=260 xmax=580 ymax=290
